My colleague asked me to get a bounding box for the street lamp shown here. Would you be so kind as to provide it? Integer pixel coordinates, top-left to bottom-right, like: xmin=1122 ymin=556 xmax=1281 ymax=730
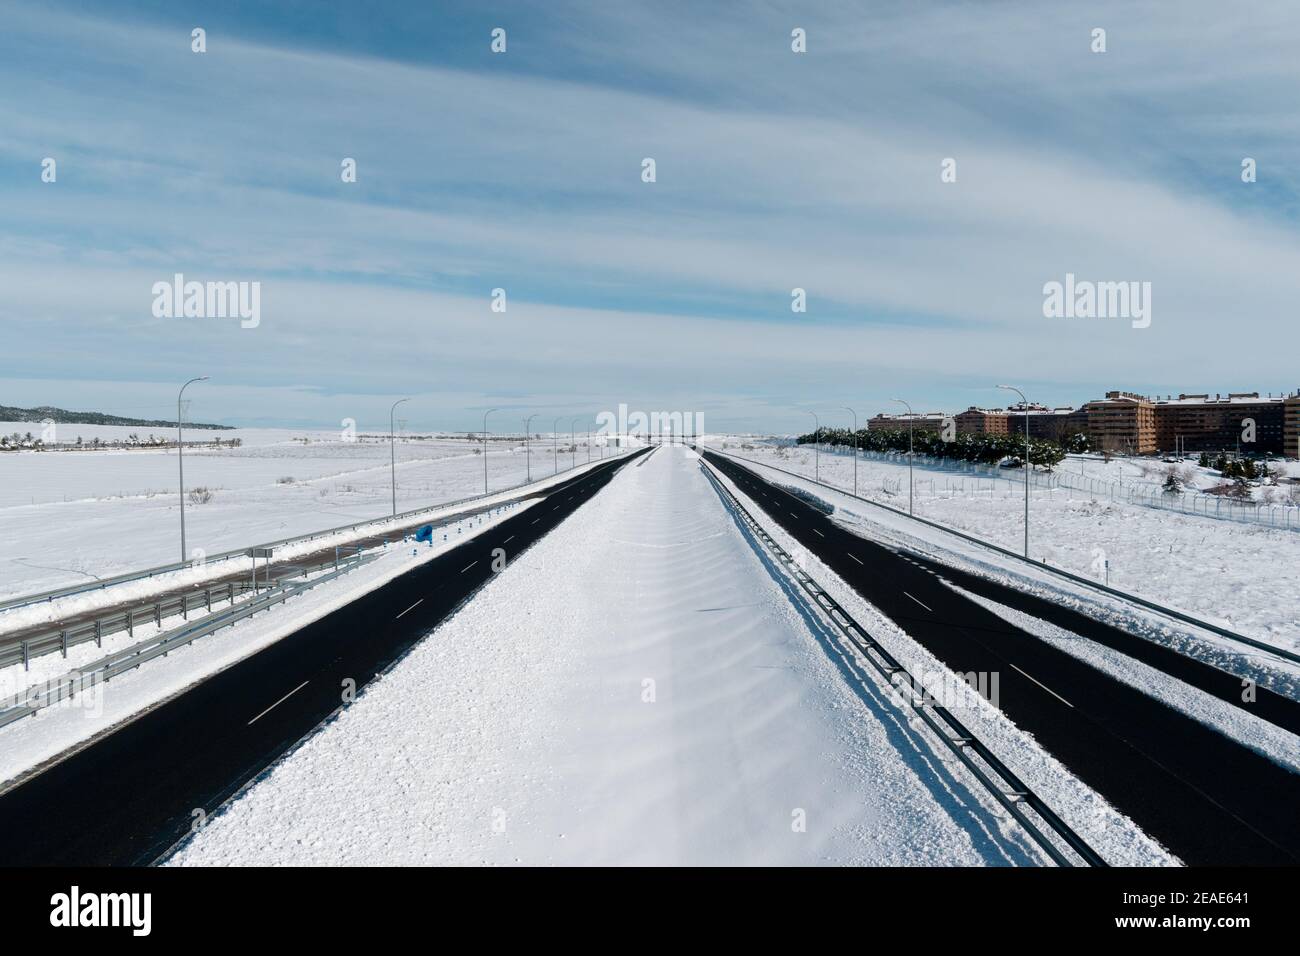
xmin=177 ymin=376 xmax=209 ymax=564
xmin=570 ymin=417 xmax=580 ymax=471
xmin=524 ymin=413 xmax=538 ymax=482
xmin=805 ymin=410 xmax=820 ymax=482
xmin=891 ymin=398 xmax=915 ymax=515
xmin=482 ymin=407 xmax=499 ymax=494
xmin=997 ymin=384 xmax=1031 ymax=558
xmin=552 ymin=417 xmax=563 ymax=474
xmin=587 ymin=429 xmax=591 ymax=463
xmin=390 ymin=398 xmax=409 ymax=517
xmin=843 ymin=406 xmax=858 ymax=497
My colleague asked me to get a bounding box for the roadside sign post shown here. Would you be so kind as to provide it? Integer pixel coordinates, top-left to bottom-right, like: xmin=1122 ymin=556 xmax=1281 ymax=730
xmin=250 ymin=547 xmax=274 ymax=595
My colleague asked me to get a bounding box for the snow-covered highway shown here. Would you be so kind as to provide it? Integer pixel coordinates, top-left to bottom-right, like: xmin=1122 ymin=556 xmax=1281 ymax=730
xmin=170 ymin=444 xmax=1061 ymax=865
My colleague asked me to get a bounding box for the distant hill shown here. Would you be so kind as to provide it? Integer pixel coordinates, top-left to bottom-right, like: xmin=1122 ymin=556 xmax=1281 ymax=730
xmin=0 ymin=404 xmax=235 ymax=430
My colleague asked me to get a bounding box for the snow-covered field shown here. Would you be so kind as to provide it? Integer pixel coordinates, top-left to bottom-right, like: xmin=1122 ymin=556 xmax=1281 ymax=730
xmin=705 ymin=440 xmax=1300 ymax=654
xmin=168 ymin=445 xmax=1169 ymax=866
xmin=0 ymin=422 xmax=612 ymax=597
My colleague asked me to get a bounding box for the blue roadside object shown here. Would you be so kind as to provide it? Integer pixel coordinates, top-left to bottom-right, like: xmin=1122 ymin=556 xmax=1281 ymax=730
xmin=414 ymin=524 xmax=434 ymax=543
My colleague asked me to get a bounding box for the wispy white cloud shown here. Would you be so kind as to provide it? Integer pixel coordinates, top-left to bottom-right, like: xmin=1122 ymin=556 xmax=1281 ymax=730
xmin=1 ymin=0 xmax=1298 ymax=430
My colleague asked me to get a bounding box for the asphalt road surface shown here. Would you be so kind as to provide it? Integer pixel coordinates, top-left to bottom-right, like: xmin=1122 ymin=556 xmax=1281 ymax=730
xmin=0 ymin=465 xmax=610 ymax=662
xmin=704 ymin=450 xmax=1300 ymax=866
xmin=0 ymin=448 xmax=646 ymax=866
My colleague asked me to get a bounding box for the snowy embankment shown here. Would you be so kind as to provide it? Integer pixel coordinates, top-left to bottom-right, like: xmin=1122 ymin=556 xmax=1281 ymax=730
xmin=0 ymin=425 xmax=615 ymax=598
xmin=0 ymin=500 xmax=535 ymax=789
xmin=170 ymin=445 xmax=1086 ymax=866
xmin=707 ymin=441 xmax=1300 ymax=656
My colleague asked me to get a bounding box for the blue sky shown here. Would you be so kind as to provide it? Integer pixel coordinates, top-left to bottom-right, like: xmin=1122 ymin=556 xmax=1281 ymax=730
xmin=2 ymin=0 xmax=1299 ymax=432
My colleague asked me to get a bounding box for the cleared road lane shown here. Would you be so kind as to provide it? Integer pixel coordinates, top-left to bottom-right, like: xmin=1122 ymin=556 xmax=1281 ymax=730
xmin=704 ymin=451 xmax=1300 ymax=866
xmin=0 ymin=449 xmax=647 ymax=865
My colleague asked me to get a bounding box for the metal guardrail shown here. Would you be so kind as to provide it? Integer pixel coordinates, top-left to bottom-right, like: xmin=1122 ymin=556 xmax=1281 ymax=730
xmin=0 ymin=448 xmax=630 ymax=614
xmin=699 ymin=457 xmax=1106 ymax=867
xmin=1 ymin=550 xmax=366 ymax=671
xmin=701 ymin=444 xmax=1300 ymax=668
xmin=0 ymin=554 xmax=377 ymax=730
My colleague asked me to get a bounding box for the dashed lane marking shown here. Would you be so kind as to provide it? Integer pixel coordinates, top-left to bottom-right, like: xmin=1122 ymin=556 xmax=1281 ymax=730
xmin=395 ymin=599 xmax=423 ymax=620
xmin=1010 ymin=663 xmax=1075 ymax=708
xmin=903 ymin=591 xmax=933 ymax=613
xmin=247 ymin=680 xmax=310 ymax=726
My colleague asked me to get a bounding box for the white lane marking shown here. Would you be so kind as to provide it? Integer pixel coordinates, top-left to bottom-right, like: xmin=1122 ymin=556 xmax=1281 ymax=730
xmin=1010 ymin=663 xmax=1075 ymax=708
xmin=789 ymin=512 xmax=798 ymax=518
xmin=813 ymin=529 xmax=824 ymax=537
xmin=461 ymin=561 xmax=477 ymax=573
xmin=903 ymin=591 xmax=933 ymax=613
xmin=532 ymin=519 xmax=540 ymax=525
xmin=247 ymin=680 xmax=310 ymax=726
xmin=847 ymin=553 xmax=864 ymax=565
xmin=503 ymin=536 xmax=514 ymax=544
xmin=395 ymin=598 xmax=423 ymax=620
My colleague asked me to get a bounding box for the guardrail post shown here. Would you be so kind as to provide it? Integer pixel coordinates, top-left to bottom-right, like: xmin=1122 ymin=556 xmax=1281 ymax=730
xmin=95 ymin=619 xmax=102 ymax=648
xmin=155 ymin=603 xmax=161 ymax=627
xmin=229 ymin=582 xmax=235 ymax=605
xmin=182 ymin=594 xmax=188 ymax=620
xmin=205 ymin=588 xmax=211 ymax=612
xmin=22 ymin=640 xmax=29 ymax=671
xmin=60 ymin=630 xmax=67 ymax=658
xmin=127 ymin=609 xmax=133 ymax=637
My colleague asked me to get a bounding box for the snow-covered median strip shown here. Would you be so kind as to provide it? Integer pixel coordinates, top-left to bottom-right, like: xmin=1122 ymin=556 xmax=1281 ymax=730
xmin=944 ymin=583 xmax=1300 ymax=774
xmin=169 ymin=445 xmax=1042 ymax=866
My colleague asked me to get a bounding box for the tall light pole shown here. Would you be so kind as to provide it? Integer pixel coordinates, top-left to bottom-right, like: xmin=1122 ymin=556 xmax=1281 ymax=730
xmin=524 ymin=413 xmax=538 ymax=482
xmin=891 ymin=398 xmax=915 ymax=515
xmin=805 ymin=410 xmax=820 ymax=482
xmin=482 ymin=407 xmax=499 ymax=494
xmin=587 ymin=429 xmax=591 ymax=463
xmin=177 ymin=376 xmax=208 ymax=564
xmin=390 ymin=398 xmax=409 ymax=517
xmin=570 ymin=417 xmax=580 ymax=471
xmin=997 ymin=384 xmax=1031 ymax=558
xmin=843 ymin=406 xmax=858 ymax=497
xmin=552 ymin=417 xmax=562 ymax=474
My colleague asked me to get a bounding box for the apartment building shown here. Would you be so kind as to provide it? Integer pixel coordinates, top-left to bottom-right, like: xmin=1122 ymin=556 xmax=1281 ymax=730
xmin=860 ymin=389 xmax=1300 ymax=457
xmin=1287 ymin=394 xmax=1300 ymax=459
xmin=1084 ymin=390 xmax=1294 ymax=455
xmin=949 ymin=405 xmax=1087 ymax=439
xmin=867 ymin=411 xmax=947 ymax=432
xmin=954 ymin=407 xmax=1009 ymax=435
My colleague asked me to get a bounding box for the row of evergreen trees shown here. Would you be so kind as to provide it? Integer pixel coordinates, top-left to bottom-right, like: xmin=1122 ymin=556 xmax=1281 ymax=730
xmin=797 ymin=427 xmax=1067 ymax=469
xmin=1198 ymin=451 xmax=1271 ymax=482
